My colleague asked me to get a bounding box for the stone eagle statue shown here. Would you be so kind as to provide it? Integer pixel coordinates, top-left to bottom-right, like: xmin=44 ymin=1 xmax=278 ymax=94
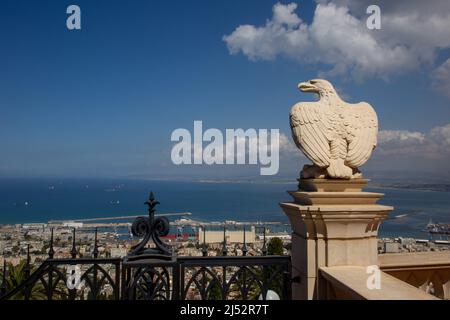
xmin=290 ymin=79 xmax=378 ymax=179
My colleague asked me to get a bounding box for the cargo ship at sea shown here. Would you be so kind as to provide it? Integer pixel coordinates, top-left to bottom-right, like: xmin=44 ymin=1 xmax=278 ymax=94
xmin=424 ymin=219 xmax=450 ymax=236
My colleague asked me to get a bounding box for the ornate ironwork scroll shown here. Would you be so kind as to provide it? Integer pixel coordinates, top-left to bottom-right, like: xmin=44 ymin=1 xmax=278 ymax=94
xmin=129 ymin=192 xmax=171 ymax=256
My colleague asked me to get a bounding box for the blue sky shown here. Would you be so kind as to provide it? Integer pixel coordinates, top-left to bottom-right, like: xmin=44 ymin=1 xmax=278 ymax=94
xmin=1 ymin=0 xmax=450 ymax=180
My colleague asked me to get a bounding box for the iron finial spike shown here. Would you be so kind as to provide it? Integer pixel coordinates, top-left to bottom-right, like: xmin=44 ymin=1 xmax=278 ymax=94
xmin=71 ymin=228 xmax=77 ymax=258
xmin=48 ymin=228 xmax=55 ymax=259
xmin=24 ymin=244 xmax=31 ymax=278
xmin=202 ymin=225 xmax=208 ymax=257
xmin=242 ymin=225 xmax=248 ymax=256
xmin=262 ymin=226 xmax=267 ymax=256
xmin=145 ymin=191 xmax=159 ymax=221
xmin=222 ymin=224 xmax=227 ymax=256
xmin=203 ymin=225 xmax=206 ymax=245
xmin=93 ymin=227 xmax=99 ymax=258
xmin=27 ymin=244 xmax=30 ymax=264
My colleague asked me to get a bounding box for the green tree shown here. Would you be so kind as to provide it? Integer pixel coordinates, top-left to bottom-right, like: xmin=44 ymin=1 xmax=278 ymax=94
xmin=266 ymin=237 xmax=285 ymax=299
xmin=0 ymin=260 xmax=46 ymax=300
xmin=207 ymin=281 xmax=222 ymax=300
xmin=267 ymin=237 xmax=284 ymax=255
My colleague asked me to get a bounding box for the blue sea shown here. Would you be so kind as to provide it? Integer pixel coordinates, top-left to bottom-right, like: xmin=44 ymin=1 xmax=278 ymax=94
xmin=0 ymin=178 xmax=449 ymax=238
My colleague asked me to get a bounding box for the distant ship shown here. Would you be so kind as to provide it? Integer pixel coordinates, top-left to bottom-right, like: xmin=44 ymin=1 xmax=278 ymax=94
xmin=424 ymin=219 xmax=450 ymax=235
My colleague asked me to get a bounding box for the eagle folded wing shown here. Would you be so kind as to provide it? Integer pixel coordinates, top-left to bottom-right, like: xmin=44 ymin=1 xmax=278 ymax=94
xmin=345 ymin=102 xmax=378 ymax=168
xmin=290 ymin=103 xmax=332 ymax=168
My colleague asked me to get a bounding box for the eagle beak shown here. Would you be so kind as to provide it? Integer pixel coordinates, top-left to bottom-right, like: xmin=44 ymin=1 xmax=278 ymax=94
xmin=298 ymin=82 xmax=315 ymax=92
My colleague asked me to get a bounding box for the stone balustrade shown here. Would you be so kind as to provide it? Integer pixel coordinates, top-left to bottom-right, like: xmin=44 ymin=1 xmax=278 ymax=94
xmin=280 ymin=178 xmax=441 ymax=300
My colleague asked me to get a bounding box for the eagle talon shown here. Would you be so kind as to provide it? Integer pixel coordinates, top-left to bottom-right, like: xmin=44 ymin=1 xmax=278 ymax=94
xmin=300 ymin=164 xmax=327 ymax=179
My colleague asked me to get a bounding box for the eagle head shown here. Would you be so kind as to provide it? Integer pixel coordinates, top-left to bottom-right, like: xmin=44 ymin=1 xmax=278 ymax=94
xmin=298 ymin=79 xmax=336 ymax=97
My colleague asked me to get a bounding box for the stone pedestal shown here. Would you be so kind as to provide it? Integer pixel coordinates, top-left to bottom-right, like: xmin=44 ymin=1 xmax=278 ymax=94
xmin=280 ymin=178 xmax=393 ymax=300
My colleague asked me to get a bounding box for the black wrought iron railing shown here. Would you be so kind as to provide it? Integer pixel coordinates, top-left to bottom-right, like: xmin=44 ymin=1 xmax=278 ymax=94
xmin=0 ymin=193 xmax=292 ymax=300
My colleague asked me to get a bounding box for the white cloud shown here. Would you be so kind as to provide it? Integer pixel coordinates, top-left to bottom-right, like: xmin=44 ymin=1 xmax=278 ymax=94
xmin=377 ymin=124 xmax=450 ymax=158
xmin=378 ymin=130 xmax=425 ymax=145
xmin=429 ymin=123 xmax=450 ymax=149
xmin=377 ymin=130 xmax=428 ymax=157
xmin=273 ymin=2 xmax=302 ymax=26
xmin=279 ymin=132 xmax=297 ymax=154
xmin=224 ymin=1 xmax=450 ymax=82
xmin=223 ymin=3 xmax=309 ymax=61
xmin=431 ymin=59 xmax=450 ymax=97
